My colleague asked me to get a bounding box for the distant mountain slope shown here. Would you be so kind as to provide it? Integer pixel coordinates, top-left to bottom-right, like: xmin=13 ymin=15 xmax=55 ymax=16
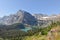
xmin=0 ymin=10 xmax=37 ymax=25
xmin=32 ymin=14 xmax=48 ymax=20
xmin=0 ymin=10 xmax=60 ymax=27
xmin=0 ymin=23 xmax=25 ymax=30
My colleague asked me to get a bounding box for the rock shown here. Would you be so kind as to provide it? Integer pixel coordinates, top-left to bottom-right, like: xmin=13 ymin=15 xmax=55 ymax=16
xmin=0 ymin=10 xmax=37 ymax=25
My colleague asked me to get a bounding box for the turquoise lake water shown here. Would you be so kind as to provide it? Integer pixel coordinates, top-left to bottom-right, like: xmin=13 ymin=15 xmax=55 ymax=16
xmin=21 ymin=27 xmax=32 ymax=32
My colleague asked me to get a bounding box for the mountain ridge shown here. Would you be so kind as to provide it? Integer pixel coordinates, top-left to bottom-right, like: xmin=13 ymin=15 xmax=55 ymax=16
xmin=0 ymin=10 xmax=60 ymax=26
xmin=0 ymin=10 xmax=37 ymax=25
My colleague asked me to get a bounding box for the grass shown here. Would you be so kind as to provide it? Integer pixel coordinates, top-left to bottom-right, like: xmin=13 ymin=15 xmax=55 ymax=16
xmin=46 ymin=26 xmax=60 ymax=40
xmin=23 ymin=32 xmax=47 ymax=40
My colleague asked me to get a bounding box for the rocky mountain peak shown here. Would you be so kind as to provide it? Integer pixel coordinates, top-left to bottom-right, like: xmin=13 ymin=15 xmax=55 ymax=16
xmin=0 ymin=10 xmax=37 ymax=25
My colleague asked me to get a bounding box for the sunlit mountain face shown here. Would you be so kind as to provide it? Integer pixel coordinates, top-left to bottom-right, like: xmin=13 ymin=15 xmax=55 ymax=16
xmin=0 ymin=10 xmax=37 ymax=25
xmin=0 ymin=10 xmax=60 ymax=28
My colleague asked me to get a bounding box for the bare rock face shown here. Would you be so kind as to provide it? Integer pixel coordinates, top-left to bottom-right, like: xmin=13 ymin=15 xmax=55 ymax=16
xmin=0 ymin=10 xmax=37 ymax=25
xmin=32 ymin=14 xmax=60 ymax=26
xmin=32 ymin=14 xmax=48 ymax=20
xmin=32 ymin=14 xmax=50 ymax=26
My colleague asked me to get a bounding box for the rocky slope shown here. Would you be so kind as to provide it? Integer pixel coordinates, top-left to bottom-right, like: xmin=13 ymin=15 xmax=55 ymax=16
xmin=33 ymin=13 xmax=60 ymax=26
xmin=0 ymin=10 xmax=37 ymax=25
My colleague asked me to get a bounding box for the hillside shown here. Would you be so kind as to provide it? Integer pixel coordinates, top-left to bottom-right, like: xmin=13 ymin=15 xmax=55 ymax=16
xmin=47 ymin=25 xmax=60 ymax=40
xmin=0 ymin=19 xmax=60 ymax=40
xmin=46 ymin=22 xmax=60 ymax=40
xmin=23 ymin=22 xmax=60 ymax=40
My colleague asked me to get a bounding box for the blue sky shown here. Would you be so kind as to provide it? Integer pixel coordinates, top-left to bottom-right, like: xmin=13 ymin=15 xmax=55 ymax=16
xmin=0 ymin=0 xmax=60 ymax=17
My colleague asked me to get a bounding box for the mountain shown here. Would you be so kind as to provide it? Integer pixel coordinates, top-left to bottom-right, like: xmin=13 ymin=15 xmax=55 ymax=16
xmin=32 ymin=14 xmax=51 ymax=26
xmin=32 ymin=14 xmax=48 ymax=19
xmin=0 ymin=10 xmax=60 ymax=40
xmin=33 ymin=13 xmax=60 ymax=26
xmin=0 ymin=10 xmax=37 ymax=25
xmin=0 ymin=10 xmax=60 ymax=27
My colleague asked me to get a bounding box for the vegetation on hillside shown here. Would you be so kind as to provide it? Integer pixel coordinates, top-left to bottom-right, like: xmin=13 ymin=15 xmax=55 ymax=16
xmin=0 ymin=21 xmax=60 ymax=40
